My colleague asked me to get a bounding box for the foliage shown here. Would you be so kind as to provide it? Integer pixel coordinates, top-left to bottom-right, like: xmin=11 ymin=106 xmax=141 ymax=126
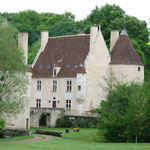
xmin=0 ymin=23 xmax=28 ymax=117
xmin=49 ymin=20 xmax=78 ymax=37
xmin=131 ymin=39 xmax=146 ymax=65
xmin=4 ymin=10 xmax=42 ymax=45
xmin=56 ymin=116 xmax=72 ymax=128
xmin=75 ymin=117 xmax=98 ymax=128
xmin=0 ymin=117 xmax=5 ymax=138
xmin=96 ymin=82 xmax=150 ymax=142
xmin=36 ymin=130 xmax=62 ymax=137
xmin=28 ymin=40 xmax=40 ymax=64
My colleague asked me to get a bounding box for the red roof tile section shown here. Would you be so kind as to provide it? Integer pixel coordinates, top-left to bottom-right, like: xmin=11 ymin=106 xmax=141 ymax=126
xmin=32 ymin=35 xmax=90 ymax=78
xmin=110 ymin=34 xmax=144 ymax=66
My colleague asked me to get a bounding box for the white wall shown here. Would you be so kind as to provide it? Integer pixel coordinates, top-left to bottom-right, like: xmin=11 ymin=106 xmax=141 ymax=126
xmin=84 ymin=28 xmax=111 ymax=111
xmin=31 ymin=77 xmax=80 ymax=111
xmin=111 ymin=64 xmax=144 ymax=83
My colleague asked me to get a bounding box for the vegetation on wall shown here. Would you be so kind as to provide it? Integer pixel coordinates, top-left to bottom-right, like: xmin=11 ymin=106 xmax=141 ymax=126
xmin=0 ymin=117 xmax=5 ymax=138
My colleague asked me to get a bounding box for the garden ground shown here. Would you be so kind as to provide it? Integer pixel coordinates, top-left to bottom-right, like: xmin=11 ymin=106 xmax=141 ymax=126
xmin=0 ymin=128 xmax=150 ymax=150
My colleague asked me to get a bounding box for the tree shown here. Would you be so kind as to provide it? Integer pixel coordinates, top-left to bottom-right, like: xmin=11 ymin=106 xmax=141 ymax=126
xmin=96 ymin=82 xmax=150 ymax=142
xmin=0 ymin=22 xmax=28 ymax=118
xmin=84 ymin=4 xmax=149 ymax=49
xmin=1 ymin=10 xmax=42 ymax=45
xmin=28 ymin=40 xmax=41 ymax=64
xmin=49 ymin=20 xmax=78 ymax=37
xmin=131 ymin=39 xmax=146 ymax=65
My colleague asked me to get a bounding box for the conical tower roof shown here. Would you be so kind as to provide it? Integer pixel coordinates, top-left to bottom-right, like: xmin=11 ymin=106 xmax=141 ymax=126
xmin=110 ymin=28 xmax=144 ymax=66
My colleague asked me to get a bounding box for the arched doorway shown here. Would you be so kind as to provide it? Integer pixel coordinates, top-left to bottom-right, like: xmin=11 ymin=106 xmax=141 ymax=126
xmin=39 ymin=113 xmax=47 ymax=126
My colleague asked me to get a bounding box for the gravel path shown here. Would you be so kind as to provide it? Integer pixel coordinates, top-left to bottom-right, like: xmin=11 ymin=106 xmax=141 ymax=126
xmin=0 ymin=134 xmax=53 ymax=144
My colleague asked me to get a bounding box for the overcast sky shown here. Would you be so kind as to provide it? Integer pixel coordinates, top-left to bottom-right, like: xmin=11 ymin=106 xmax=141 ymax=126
xmin=0 ymin=0 xmax=149 ymax=24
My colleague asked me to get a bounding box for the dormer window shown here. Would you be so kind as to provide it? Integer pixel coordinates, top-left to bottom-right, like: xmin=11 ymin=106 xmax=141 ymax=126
xmin=39 ymin=64 xmax=43 ymax=69
xmin=80 ymin=64 xmax=84 ymax=67
xmin=67 ymin=64 xmax=71 ymax=67
xmin=74 ymin=64 xmax=78 ymax=67
xmin=47 ymin=64 xmax=50 ymax=68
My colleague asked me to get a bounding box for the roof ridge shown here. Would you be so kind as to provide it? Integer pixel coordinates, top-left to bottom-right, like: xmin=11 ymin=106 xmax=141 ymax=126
xmin=48 ymin=34 xmax=90 ymax=39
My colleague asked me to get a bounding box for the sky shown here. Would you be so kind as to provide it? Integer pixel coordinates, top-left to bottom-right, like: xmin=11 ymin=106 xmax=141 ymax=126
xmin=0 ymin=0 xmax=149 ymax=25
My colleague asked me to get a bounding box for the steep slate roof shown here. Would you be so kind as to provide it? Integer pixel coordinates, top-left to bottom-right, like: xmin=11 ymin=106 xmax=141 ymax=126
xmin=32 ymin=34 xmax=90 ymax=78
xmin=110 ymin=29 xmax=144 ymax=66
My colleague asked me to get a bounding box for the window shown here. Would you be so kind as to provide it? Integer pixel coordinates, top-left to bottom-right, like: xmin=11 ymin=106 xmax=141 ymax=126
xmin=66 ymin=100 xmax=71 ymax=110
xmin=37 ymin=80 xmax=41 ymax=91
xmin=52 ymin=80 xmax=57 ymax=92
xmin=66 ymin=81 xmax=72 ymax=92
xmin=53 ymin=69 xmax=56 ymax=77
xmin=39 ymin=64 xmax=43 ymax=69
xmin=78 ymin=85 xmax=81 ymax=91
xmin=138 ymin=67 xmax=140 ymax=71
xmin=36 ymin=99 xmax=41 ymax=108
xmin=47 ymin=64 xmax=50 ymax=68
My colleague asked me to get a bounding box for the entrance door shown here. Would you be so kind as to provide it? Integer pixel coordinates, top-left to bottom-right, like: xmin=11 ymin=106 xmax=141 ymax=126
xmin=39 ymin=113 xmax=47 ymax=126
xmin=53 ymin=101 xmax=56 ymax=108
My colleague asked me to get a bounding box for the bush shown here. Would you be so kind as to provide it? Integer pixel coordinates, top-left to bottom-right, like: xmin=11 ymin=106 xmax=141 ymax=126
xmin=96 ymin=82 xmax=150 ymax=142
xmin=75 ymin=117 xmax=98 ymax=128
xmin=0 ymin=117 xmax=5 ymax=138
xmin=36 ymin=130 xmax=62 ymax=137
xmin=56 ymin=116 xmax=72 ymax=128
xmin=4 ymin=129 xmax=29 ymax=137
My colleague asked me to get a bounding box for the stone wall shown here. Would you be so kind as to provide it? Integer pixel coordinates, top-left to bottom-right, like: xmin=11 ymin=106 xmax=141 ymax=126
xmin=30 ymin=107 xmax=65 ymax=127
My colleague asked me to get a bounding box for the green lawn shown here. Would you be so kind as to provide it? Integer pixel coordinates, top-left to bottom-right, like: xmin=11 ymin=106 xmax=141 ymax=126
xmin=30 ymin=128 xmax=102 ymax=142
xmin=0 ymin=128 xmax=150 ymax=150
xmin=0 ymin=135 xmax=34 ymax=142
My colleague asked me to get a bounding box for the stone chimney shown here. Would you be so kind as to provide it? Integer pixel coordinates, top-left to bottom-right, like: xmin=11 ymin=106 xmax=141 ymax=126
xmin=18 ymin=32 xmax=28 ymax=65
xmin=110 ymin=30 xmax=119 ymax=52
xmin=90 ymin=25 xmax=98 ymax=48
xmin=41 ymin=30 xmax=49 ymax=51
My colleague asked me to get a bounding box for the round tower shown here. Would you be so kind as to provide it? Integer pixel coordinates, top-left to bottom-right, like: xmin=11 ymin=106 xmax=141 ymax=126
xmin=110 ymin=28 xmax=144 ymax=83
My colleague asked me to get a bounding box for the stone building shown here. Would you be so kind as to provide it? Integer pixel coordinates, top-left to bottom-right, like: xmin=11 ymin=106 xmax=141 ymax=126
xmin=6 ymin=25 xmax=144 ymax=129
xmin=29 ymin=26 xmax=144 ymax=127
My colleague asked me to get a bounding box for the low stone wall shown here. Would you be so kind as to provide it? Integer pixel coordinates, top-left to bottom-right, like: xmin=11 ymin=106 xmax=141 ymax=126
xmin=4 ymin=129 xmax=29 ymax=137
xmin=30 ymin=107 xmax=65 ymax=128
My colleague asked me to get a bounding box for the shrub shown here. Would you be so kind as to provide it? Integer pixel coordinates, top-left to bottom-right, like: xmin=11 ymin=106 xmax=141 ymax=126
xmin=75 ymin=117 xmax=98 ymax=128
xmin=56 ymin=116 xmax=72 ymax=128
xmin=0 ymin=117 xmax=5 ymax=138
xmin=96 ymin=82 xmax=150 ymax=142
xmin=36 ymin=130 xmax=62 ymax=137
xmin=4 ymin=129 xmax=29 ymax=137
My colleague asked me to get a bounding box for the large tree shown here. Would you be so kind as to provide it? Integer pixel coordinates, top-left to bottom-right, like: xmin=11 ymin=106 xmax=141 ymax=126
xmin=96 ymin=82 xmax=150 ymax=142
xmin=0 ymin=22 xmax=28 ymax=118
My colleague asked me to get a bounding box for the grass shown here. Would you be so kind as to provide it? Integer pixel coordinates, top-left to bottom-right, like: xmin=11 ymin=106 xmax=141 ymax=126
xmin=30 ymin=127 xmax=101 ymax=142
xmin=0 ymin=135 xmax=34 ymax=142
xmin=0 ymin=128 xmax=150 ymax=150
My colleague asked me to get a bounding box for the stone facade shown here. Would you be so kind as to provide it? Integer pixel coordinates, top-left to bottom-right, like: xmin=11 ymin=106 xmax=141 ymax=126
xmin=30 ymin=107 xmax=64 ymax=127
